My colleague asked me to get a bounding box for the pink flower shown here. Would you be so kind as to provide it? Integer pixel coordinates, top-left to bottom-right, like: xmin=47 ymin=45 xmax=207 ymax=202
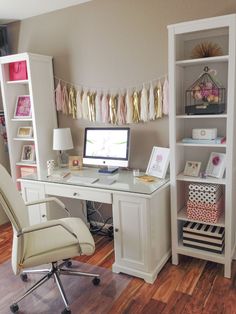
xmin=212 ymin=155 xmax=220 ymax=166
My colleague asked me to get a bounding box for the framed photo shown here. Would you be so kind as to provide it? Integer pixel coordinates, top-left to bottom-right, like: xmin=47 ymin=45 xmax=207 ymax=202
xmin=184 ymin=161 xmax=201 ymax=177
xmin=17 ymin=126 xmax=33 ymax=138
xmin=69 ymin=156 xmax=83 ymax=170
xmin=205 ymin=152 xmax=226 ymax=178
xmin=146 ymin=146 xmax=170 ymax=179
xmin=14 ymin=95 xmax=31 ymax=118
xmin=21 ymin=145 xmax=35 ymax=162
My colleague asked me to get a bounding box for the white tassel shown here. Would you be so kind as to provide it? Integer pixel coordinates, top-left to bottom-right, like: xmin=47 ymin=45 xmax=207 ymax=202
xmin=125 ymin=90 xmax=133 ymax=124
xmin=163 ymin=78 xmax=169 ymax=115
xmin=149 ymin=84 xmax=155 ymax=120
xmin=140 ymin=86 xmax=148 ymax=122
xmin=101 ymin=93 xmax=109 ymax=123
xmin=76 ymin=90 xmax=82 ymax=119
xmin=95 ymin=92 xmax=102 ymax=122
xmin=156 ymin=80 xmax=163 ymax=118
xmin=82 ymin=90 xmax=89 ymax=120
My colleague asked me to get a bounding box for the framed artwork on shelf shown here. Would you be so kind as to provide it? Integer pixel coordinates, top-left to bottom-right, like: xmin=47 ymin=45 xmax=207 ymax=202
xmin=146 ymin=146 xmax=170 ymax=179
xmin=205 ymin=152 xmax=226 ymax=178
xmin=184 ymin=161 xmax=201 ymax=177
xmin=21 ymin=144 xmax=35 ymax=162
xmin=17 ymin=126 xmax=33 ymax=138
xmin=69 ymin=156 xmax=83 ymax=170
xmin=14 ymin=95 xmax=31 ymax=118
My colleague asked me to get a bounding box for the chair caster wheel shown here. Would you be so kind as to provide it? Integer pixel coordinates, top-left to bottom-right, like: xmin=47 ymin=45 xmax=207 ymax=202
xmin=65 ymin=260 xmax=72 ymax=268
xmin=20 ymin=273 xmax=28 ymax=282
xmin=92 ymin=277 xmax=100 ymax=286
xmin=61 ymin=308 xmax=71 ymax=314
xmin=10 ymin=303 xmax=19 ymax=313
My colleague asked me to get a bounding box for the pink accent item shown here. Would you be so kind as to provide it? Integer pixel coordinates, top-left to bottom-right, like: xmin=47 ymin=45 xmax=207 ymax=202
xmin=61 ymin=85 xmax=69 ymax=115
xmin=9 ymin=61 xmax=28 ymax=81
xmin=187 ymin=196 xmax=224 ymax=223
xmin=55 ymin=81 xmax=63 ymax=111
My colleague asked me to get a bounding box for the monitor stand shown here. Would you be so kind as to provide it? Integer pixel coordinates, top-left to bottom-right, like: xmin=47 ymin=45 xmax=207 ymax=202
xmin=98 ymin=166 xmax=119 ymax=174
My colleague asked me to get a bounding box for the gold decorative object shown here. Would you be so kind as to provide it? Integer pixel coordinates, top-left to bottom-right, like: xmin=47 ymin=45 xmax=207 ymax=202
xmin=191 ymin=41 xmax=223 ymax=59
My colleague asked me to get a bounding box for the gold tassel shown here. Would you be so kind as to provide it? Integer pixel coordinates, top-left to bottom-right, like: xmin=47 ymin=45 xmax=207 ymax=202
xmin=109 ymin=95 xmax=118 ymax=124
xmin=132 ymin=91 xmax=140 ymax=123
xmin=68 ymin=86 xmax=77 ymax=119
xmin=87 ymin=92 xmax=96 ymax=122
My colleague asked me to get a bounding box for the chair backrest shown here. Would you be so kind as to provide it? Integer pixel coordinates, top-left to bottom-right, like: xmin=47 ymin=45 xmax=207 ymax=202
xmin=0 ymin=164 xmax=29 ymax=232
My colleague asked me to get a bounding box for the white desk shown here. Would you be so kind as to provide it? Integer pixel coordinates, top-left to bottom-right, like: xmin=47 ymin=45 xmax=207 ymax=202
xmin=19 ymin=168 xmax=170 ymax=283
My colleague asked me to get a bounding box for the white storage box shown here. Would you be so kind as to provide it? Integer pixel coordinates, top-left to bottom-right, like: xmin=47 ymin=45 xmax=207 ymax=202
xmin=192 ymin=128 xmax=217 ymax=140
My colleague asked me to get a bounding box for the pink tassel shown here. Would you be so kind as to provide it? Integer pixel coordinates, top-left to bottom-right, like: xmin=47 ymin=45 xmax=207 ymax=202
xmin=117 ymin=93 xmax=126 ymax=125
xmin=101 ymin=93 xmax=109 ymax=123
xmin=55 ymin=80 xmax=62 ymax=111
xmin=163 ymin=78 xmax=169 ymax=115
xmin=61 ymin=85 xmax=69 ymax=115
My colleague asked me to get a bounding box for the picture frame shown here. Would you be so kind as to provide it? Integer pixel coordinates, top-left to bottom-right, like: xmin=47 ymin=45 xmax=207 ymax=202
xmin=69 ymin=156 xmax=83 ymax=170
xmin=14 ymin=95 xmax=31 ymax=118
xmin=21 ymin=145 xmax=35 ymax=162
xmin=184 ymin=161 xmax=201 ymax=177
xmin=146 ymin=146 xmax=170 ymax=179
xmin=205 ymin=152 xmax=226 ymax=178
xmin=17 ymin=126 xmax=33 ymax=138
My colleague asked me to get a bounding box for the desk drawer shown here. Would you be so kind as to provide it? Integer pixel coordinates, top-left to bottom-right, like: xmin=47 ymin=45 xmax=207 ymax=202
xmin=45 ymin=183 xmax=112 ymax=204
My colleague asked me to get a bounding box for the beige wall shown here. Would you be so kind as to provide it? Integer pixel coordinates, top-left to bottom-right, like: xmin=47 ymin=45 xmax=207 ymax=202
xmin=7 ymin=0 xmax=236 ymax=170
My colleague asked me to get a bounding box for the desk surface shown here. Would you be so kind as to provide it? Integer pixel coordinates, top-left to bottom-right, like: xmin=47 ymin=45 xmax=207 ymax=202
xmin=20 ymin=167 xmax=169 ymax=196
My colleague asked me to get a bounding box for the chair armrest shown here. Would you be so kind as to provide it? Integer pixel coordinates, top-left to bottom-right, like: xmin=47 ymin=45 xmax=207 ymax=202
xmin=25 ymin=197 xmax=70 ymax=216
xmin=19 ymin=219 xmax=77 ymax=239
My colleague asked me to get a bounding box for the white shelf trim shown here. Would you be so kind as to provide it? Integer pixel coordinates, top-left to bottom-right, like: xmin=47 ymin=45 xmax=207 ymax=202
xmin=177 ymin=207 xmax=225 ymax=227
xmin=176 ymin=55 xmax=229 ymax=66
xmin=177 ymin=240 xmax=225 ymax=264
xmin=176 ymin=142 xmax=226 ymax=148
xmin=176 ymin=114 xmax=227 ymax=119
xmin=176 ymin=172 xmax=226 ymax=185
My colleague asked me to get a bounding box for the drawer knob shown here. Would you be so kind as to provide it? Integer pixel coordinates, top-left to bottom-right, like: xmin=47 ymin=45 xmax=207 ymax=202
xmin=115 ymin=228 xmax=119 ymax=232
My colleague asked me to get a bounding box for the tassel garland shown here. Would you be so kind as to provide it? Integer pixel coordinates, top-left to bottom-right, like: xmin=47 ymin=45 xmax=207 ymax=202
xmin=54 ymin=76 xmax=169 ymax=125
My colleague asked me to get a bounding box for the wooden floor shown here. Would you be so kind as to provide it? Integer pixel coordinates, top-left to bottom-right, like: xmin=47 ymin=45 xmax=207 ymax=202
xmin=1 ymin=222 xmax=236 ymax=314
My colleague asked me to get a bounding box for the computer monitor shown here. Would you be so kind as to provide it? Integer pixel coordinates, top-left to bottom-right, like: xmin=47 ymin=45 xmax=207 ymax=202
xmin=83 ymin=127 xmax=130 ymax=173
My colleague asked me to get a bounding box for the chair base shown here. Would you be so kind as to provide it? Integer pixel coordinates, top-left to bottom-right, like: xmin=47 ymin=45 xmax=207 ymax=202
xmin=10 ymin=260 xmax=100 ymax=313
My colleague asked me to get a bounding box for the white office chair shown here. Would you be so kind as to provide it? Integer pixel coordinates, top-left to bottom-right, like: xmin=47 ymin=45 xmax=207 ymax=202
xmin=0 ymin=164 xmax=100 ymax=314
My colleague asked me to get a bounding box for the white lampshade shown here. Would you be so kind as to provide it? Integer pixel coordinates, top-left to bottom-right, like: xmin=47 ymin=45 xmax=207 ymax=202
xmin=53 ymin=128 xmax=73 ymax=151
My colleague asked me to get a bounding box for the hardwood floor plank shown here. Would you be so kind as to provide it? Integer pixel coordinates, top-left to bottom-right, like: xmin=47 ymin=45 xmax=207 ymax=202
xmin=176 ymin=258 xmax=206 ymax=295
xmin=108 ymin=277 xmax=144 ymax=313
xmin=182 ymin=261 xmax=219 ymax=314
xmin=141 ymin=299 xmax=166 ymax=314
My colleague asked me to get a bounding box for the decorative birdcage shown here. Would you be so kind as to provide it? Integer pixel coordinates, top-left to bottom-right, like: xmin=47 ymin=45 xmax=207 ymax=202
xmin=185 ymin=66 xmax=225 ymax=115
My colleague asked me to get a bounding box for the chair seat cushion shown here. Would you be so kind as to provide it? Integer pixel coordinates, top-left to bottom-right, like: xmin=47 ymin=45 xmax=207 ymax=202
xmin=21 ymin=217 xmax=95 ymax=269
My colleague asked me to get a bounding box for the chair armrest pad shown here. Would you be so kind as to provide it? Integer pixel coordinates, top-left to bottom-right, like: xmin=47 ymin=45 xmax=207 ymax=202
xmin=21 ymin=219 xmax=77 ymax=239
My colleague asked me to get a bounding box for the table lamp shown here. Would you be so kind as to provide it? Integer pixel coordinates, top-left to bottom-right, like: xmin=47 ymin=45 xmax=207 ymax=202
xmin=53 ymin=128 xmax=73 ymax=167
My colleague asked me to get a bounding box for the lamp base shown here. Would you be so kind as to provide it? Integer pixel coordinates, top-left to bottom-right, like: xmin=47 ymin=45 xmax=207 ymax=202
xmin=58 ymin=151 xmax=69 ymax=168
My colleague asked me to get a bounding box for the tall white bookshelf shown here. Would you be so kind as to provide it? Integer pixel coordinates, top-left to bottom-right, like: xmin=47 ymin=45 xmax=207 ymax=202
xmin=0 ymin=53 xmax=57 ymax=187
xmin=168 ymin=14 xmax=236 ymax=277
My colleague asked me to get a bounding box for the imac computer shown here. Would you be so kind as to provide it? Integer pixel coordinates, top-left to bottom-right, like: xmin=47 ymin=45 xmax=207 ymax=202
xmin=83 ymin=127 xmax=130 ymax=173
